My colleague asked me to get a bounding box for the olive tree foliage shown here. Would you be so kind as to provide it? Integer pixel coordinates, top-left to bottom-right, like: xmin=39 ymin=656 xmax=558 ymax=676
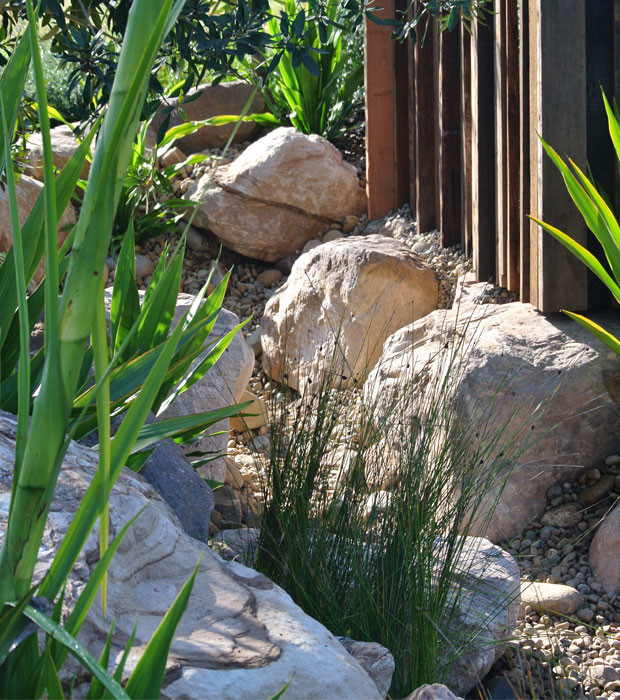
xmin=0 ymin=0 xmax=489 ymax=121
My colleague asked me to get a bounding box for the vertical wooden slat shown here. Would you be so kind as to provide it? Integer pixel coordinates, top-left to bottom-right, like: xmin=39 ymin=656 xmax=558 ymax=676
xmin=470 ymin=15 xmax=496 ymax=281
xmin=494 ymin=0 xmax=508 ymax=288
xmin=408 ymin=33 xmax=417 ymax=214
xmin=519 ymin=0 xmax=531 ymax=302
xmin=505 ymin=0 xmax=520 ymax=292
xmin=529 ymin=0 xmax=588 ymax=312
xmin=460 ymin=24 xmax=473 ymax=257
xmin=364 ymin=0 xmax=397 ymax=219
xmin=437 ymin=26 xmax=462 ymax=246
xmin=414 ymin=22 xmax=437 ymax=232
xmin=394 ymin=0 xmax=410 ymax=209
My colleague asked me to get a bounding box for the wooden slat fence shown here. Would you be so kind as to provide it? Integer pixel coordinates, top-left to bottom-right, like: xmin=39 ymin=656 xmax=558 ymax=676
xmin=364 ymin=0 xmax=620 ymax=312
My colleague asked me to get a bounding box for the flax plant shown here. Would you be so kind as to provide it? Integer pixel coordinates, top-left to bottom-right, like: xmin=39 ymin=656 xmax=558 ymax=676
xmin=0 ymin=0 xmax=247 ymax=694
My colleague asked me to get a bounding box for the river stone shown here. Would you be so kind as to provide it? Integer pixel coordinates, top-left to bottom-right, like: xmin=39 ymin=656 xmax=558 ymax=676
xmin=337 ymin=637 xmax=395 ymax=698
xmin=541 ymin=503 xmax=583 ymax=529
xmin=590 ymin=501 xmax=620 ymax=593
xmin=0 ymin=411 xmax=381 ymax=700
xmin=261 ymin=235 xmax=438 ymax=390
xmin=150 ymin=81 xmax=264 ymax=151
xmin=365 ymin=302 xmax=620 ymax=542
xmin=0 ymin=175 xmax=76 ymax=283
xmin=185 ymin=127 xmax=367 ymax=262
xmin=519 ymin=581 xmax=582 ymax=616
xmin=579 ymin=473 xmax=616 ymax=506
xmin=26 ymin=123 xmax=91 ymax=181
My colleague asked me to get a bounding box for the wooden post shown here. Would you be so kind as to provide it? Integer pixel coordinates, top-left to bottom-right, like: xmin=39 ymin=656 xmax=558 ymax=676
xmin=365 ymin=0 xmax=397 ymax=219
xmin=494 ymin=0 xmax=508 ymax=288
xmin=470 ymin=15 xmax=496 ymax=282
xmin=436 ymin=25 xmax=462 ymax=247
xmin=505 ymin=0 xmax=520 ymax=293
xmin=414 ymin=21 xmax=437 ymax=232
xmin=519 ymin=0 xmax=531 ymax=302
xmin=394 ymin=0 xmax=411 ymax=208
xmin=460 ymin=23 xmax=473 ymax=257
xmin=529 ymin=0 xmax=588 ymax=312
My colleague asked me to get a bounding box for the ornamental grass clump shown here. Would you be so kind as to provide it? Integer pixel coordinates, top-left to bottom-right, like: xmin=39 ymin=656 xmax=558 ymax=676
xmin=254 ymin=309 xmax=548 ymax=696
xmin=0 ymin=1 xmax=245 ymax=695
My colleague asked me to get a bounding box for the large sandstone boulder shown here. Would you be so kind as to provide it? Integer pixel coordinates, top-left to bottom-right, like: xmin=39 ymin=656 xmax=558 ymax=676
xmin=26 ymin=123 xmax=91 ymax=181
xmin=0 ymin=411 xmax=382 ymax=700
xmin=0 ymin=175 xmax=76 ymax=283
xmin=590 ymin=501 xmax=620 ymax=593
xmin=365 ymin=302 xmax=620 ymax=542
xmin=261 ymin=235 xmax=438 ymax=390
xmin=185 ymin=127 xmax=367 ymax=261
xmin=151 ymin=81 xmax=265 ymax=152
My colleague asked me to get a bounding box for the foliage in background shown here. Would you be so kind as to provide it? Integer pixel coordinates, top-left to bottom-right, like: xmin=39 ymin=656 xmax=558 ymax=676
xmin=262 ymin=0 xmax=364 ymax=139
xmin=253 ymin=319 xmax=542 ymax=697
xmin=0 ymin=1 xmax=245 ymax=695
xmin=532 ymin=92 xmax=620 ymax=357
xmin=1 ymin=0 xmax=491 ymax=133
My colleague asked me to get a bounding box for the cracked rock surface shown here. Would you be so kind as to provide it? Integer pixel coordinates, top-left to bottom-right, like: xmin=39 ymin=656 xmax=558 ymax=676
xmin=0 ymin=411 xmax=381 ymax=700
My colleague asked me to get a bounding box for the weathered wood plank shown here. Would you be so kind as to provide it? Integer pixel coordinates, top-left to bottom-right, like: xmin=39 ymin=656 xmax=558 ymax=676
xmin=519 ymin=0 xmax=530 ymax=302
xmin=414 ymin=20 xmax=437 ymax=232
xmin=494 ymin=0 xmax=508 ymax=288
xmin=437 ymin=25 xmax=462 ymax=247
xmin=408 ymin=32 xmax=417 ymax=213
xmin=460 ymin=23 xmax=473 ymax=257
xmin=364 ymin=0 xmax=397 ymax=218
xmin=529 ymin=0 xmax=588 ymax=312
xmin=470 ymin=15 xmax=496 ymax=281
xmin=505 ymin=0 xmax=520 ymax=292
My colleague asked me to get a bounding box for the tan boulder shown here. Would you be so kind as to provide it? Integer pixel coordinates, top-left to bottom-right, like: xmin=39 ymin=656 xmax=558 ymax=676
xmin=26 ymin=123 xmax=91 ymax=181
xmin=185 ymin=127 xmax=367 ymax=262
xmin=519 ymin=581 xmax=582 ymax=616
xmin=365 ymin=302 xmax=620 ymax=542
xmin=590 ymin=501 xmax=620 ymax=593
xmin=261 ymin=235 xmax=438 ymax=390
xmin=0 ymin=174 xmax=76 ymax=283
xmin=150 ymin=81 xmax=264 ymax=152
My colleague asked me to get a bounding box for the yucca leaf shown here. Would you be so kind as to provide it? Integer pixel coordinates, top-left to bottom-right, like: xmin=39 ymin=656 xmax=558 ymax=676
xmin=124 ymin=560 xmax=201 ymax=699
xmin=130 ymin=403 xmax=251 ymax=453
xmin=0 ymin=31 xmax=30 ymax=178
xmin=85 ymin=621 xmax=115 ymax=700
xmin=22 ymin=605 xmax=129 ymax=700
xmin=530 ymin=216 xmax=620 ymax=302
xmin=110 ymin=222 xmax=140 ymax=356
xmin=0 ymin=97 xmax=31 ymax=487
xmin=603 ymin=91 xmax=620 ymax=167
xmin=562 ymin=311 xmax=620 ymax=356
xmin=41 ymin=648 xmax=65 ymax=700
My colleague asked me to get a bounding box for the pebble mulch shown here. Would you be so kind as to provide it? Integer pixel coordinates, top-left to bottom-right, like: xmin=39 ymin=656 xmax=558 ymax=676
xmin=484 ymin=459 xmax=620 ymax=700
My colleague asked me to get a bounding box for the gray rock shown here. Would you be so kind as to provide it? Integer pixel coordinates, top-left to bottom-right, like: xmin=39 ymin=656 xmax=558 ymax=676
xmin=140 ymin=440 xmax=213 ymax=541
xmin=80 ymin=414 xmax=214 ymax=542
xmin=0 ymin=411 xmax=382 ymax=700
xmin=337 ymin=637 xmax=395 ymax=698
xmin=365 ymin=302 xmax=620 ymax=542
